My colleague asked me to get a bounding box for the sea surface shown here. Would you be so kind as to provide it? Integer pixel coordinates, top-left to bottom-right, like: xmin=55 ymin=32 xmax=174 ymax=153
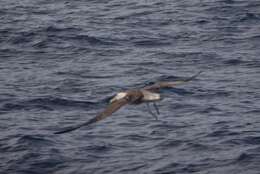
xmin=1 ymin=0 xmax=260 ymax=173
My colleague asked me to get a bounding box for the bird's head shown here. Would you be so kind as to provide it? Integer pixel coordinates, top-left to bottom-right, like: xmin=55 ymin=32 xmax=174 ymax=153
xmin=110 ymin=92 xmax=128 ymax=103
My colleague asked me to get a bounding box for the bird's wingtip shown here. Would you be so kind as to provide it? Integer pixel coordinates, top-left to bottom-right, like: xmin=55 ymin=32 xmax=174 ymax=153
xmin=198 ymin=70 xmax=203 ymax=75
xmin=185 ymin=71 xmax=202 ymax=82
xmin=54 ymin=125 xmax=81 ymax=134
xmin=54 ymin=129 xmax=71 ymax=135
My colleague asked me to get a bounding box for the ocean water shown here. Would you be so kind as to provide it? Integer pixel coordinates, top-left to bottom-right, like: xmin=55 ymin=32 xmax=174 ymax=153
xmin=1 ymin=0 xmax=260 ymax=173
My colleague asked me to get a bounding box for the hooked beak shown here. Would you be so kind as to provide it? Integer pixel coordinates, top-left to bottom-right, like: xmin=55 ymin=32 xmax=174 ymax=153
xmin=110 ymin=97 xmax=116 ymax=103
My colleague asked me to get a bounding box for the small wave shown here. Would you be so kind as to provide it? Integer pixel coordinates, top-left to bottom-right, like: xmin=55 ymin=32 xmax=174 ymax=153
xmin=245 ymin=60 xmax=260 ymax=68
xmin=168 ymin=103 xmax=198 ymax=110
xmin=223 ymin=59 xmax=245 ymax=66
xmin=32 ymin=39 xmax=49 ymax=49
xmin=244 ymin=109 xmax=260 ymax=114
xmin=196 ymin=89 xmax=232 ymax=99
xmin=221 ymin=0 xmax=235 ymax=4
xmin=153 ymin=162 xmax=182 ymax=174
xmin=207 ymin=129 xmax=239 ymax=137
xmin=0 ymin=97 xmax=98 ymax=112
xmin=198 ymin=106 xmax=222 ymax=114
xmin=8 ymin=31 xmax=36 ymax=45
xmin=69 ymin=34 xmax=119 ymax=46
xmin=1 ymin=134 xmax=54 ymax=153
xmin=156 ymin=139 xmax=183 ymax=149
xmin=236 ymin=152 xmax=252 ymax=162
xmin=195 ymin=19 xmax=209 ymax=24
xmin=118 ymin=134 xmax=150 ymax=142
xmin=28 ymin=97 xmax=96 ymax=107
xmin=1 ymin=103 xmax=44 ymax=112
xmin=133 ymin=39 xmax=171 ymax=47
xmin=79 ymin=143 xmax=112 ymax=153
xmin=242 ymin=136 xmax=260 ymax=145
xmin=16 ymin=134 xmax=54 ymax=146
xmin=114 ymin=10 xmax=154 ymax=20
xmin=182 ymin=142 xmax=218 ymax=152
xmin=118 ymin=163 xmax=147 ymax=173
xmin=233 ymin=147 xmax=260 ymax=169
xmin=238 ymin=12 xmax=260 ymax=22
xmin=45 ymin=26 xmax=81 ymax=33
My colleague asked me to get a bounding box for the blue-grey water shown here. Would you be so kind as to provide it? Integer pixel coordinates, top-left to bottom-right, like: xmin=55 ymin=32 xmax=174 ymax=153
xmin=1 ymin=0 xmax=260 ymax=173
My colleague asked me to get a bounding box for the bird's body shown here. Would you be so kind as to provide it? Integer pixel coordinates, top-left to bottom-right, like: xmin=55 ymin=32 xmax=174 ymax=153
xmin=110 ymin=89 xmax=161 ymax=104
xmin=54 ymin=71 xmax=202 ymax=134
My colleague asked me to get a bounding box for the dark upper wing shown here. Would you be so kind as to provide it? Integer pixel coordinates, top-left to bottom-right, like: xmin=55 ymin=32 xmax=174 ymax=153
xmin=54 ymin=98 xmax=129 ymax=134
xmin=144 ymin=71 xmax=202 ymax=92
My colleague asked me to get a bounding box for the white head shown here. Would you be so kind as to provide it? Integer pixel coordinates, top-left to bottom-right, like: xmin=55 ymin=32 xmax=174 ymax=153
xmin=110 ymin=92 xmax=127 ymax=103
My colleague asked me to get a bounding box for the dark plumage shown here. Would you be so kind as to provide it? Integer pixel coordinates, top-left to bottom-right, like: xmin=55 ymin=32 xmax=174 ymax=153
xmin=54 ymin=71 xmax=201 ymax=134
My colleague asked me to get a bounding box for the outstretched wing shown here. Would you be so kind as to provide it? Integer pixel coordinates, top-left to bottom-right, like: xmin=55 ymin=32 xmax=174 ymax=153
xmin=144 ymin=71 xmax=202 ymax=92
xmin=54 ymin=98 xmax=129 ymax=134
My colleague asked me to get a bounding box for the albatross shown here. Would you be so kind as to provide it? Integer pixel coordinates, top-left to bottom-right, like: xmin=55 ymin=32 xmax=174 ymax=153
xmin=54 ymin=71 xmax=202 ymax=134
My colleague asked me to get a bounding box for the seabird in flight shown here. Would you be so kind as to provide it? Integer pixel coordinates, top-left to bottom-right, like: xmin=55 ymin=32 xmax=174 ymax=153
xmin=54 ymin=71 xmax=202 ymax=134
